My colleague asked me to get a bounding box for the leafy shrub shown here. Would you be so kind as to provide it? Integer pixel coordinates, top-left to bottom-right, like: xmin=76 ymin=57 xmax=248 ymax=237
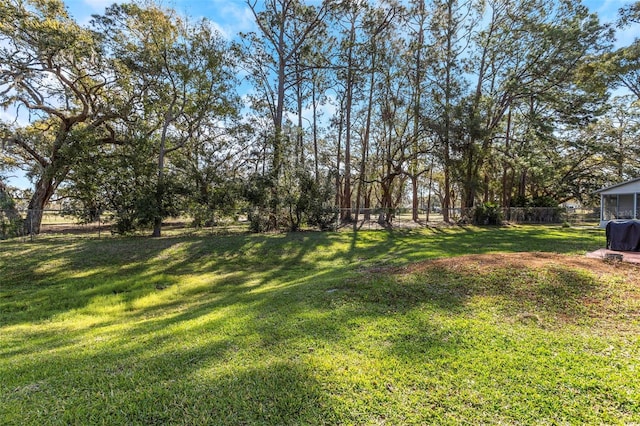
xmin=0 ymin=189 xmax=21 ymax=239
xmin=244 ymin=169 xmax=337 ymax=233
xmin=473 ymin=202 xmax=503 ymax=225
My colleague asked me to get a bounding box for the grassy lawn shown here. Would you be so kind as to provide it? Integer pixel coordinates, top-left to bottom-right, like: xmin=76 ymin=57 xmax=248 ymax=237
xmin=1 ymin=225 xmax=639 ymax=424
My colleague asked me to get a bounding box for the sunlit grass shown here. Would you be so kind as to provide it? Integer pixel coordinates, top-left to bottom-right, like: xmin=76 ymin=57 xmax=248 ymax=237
xmin=2 ymin=225 xmax=639 ymax=424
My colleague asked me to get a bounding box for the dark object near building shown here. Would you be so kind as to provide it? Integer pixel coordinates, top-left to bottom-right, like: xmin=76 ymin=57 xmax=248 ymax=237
xmin=606 ymin=220 xmax=640 ymax=251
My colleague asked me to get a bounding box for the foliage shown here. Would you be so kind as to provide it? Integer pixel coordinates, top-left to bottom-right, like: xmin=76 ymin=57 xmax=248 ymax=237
xmin=60 ymin=137 xmax=189 ymax=234
xmin=508 ymin=196 xmax=564 ymax=224
xmin=92 ymin=2 xmax=239 ymax=237
xmin=303 ymin=173 xmax=339 ymax=231
xmin=245 ymin=168 xmax=337 ymax=232
xmin=2 ymin=0 xmax=640 ymax=235
xmin=0 ymin=184 xmax=21 ymax=239
xmin=609 ymin=1 xmax=640 ymax=99
xmin=511 ymin=195 xmax=559 ymax=208
xmin=244 ymin=173 xmax=277 ymax=232
xmin=186 ymin=180 xmax=244 ymax=228
xmin=472 ymin=202 xmax=503 ymax=226
xmin=0 ymin=0 xmax=116 ymax=234
xmin=283 ymin=169 xmax=337 ymax=231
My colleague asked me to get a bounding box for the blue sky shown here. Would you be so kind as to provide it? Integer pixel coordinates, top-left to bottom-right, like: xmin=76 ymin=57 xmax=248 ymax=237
xmin=64 ymin=0 xmax=256 ymax=38
xmin=61 ymin=0 xmax=637 ymax=44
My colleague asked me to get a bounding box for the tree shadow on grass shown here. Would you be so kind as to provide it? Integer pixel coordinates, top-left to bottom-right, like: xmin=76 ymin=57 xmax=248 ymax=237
xmin=0 ymin=228 xmax=628 ymax=425
xmin=0 ymin=231 xmax=340 ymax=326
xmin=6 ymin=333 xmax=341 ymax=425
xmin=0 ymin=226 xmax=605 ymax=331
xmin=379 ymin=259 xmax=605 ymax=325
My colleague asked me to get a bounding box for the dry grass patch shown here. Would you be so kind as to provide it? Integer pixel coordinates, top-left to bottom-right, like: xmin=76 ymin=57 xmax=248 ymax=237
xmin=378 ymin=252 xmax=640 ymax=333
xmin=399 ymin=251 xmax=633 ymax=274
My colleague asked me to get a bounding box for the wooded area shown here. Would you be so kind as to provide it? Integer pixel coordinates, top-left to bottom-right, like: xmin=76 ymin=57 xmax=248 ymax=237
xmin=1 ymin=0 xmax=639 ymax=235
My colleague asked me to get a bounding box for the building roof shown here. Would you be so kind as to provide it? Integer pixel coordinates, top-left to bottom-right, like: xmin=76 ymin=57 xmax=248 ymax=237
xmin=596 ymin=177 xmax=640 ymax=194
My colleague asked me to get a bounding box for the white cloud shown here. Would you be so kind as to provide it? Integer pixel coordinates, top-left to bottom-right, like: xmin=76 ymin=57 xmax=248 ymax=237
xmin=82 ymin=0 xmax=121 ymax=9
xmin=170 ymin=0 xmax=256 ymax=39
xmin=588 ymin=0 xmax=627 ymax=22
xmin=615 ymin=23 xmax=640 ymax=46
xmin=582 ymin=0 xmax=639 ymax=48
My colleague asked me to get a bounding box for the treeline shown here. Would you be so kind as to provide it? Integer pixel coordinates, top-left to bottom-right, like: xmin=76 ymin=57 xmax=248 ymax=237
xmin=1 ymin=0 xmax=639 ymax=235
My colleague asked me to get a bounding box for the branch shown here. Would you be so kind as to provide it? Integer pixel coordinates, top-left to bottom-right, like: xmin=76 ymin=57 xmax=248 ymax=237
xmin=6 ymin=135 xmax=48 ymax=168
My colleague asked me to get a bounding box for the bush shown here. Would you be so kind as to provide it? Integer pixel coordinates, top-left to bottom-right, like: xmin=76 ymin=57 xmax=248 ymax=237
xmin=0 ymin=189 xmax=22 ymax=239
xmin=245 ymin=169 xmax=337 ymax=233
xmin=308 ymin=204 xmax=339 ymax=231
xmin=473 ymin=202 xmax=503 ymax=226
xmin=247 ymin=207 xmax=274 ymax=233
xmin=288 ymin=170 xmax=337 ymax=231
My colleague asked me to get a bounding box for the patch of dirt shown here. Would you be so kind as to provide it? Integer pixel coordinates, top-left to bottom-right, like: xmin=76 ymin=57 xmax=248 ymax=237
xmin=396 ymin=252 xmax=640 ymax=276
xmin=39 ymin=222 xmax=111 ymax=235
xmin=371 ymin=252 xmax=640 ymax=332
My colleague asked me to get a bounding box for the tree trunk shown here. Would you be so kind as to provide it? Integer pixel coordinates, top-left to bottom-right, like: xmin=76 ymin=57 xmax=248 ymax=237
xmin=462 ymin=141 xmax=476 ymax=209
xmin=24 ymin=176 xmax=57 ymax=235
xmin=501 ymin=108 xmax=513 ymax=207
xmin=364 ymin=188 xmax=371 ymax=221
xmin=426 ymin=161 xmax=434 ymax=222
xmin=518 ymin=169 xmax=527 ymax=200
xmin=354 ymin=43 xmax=377 ymax=228
xmin=441 ymin=0 xmax=454 ymax=224
xmin=411 ymin=178 xmax=419 ymax=221
xmin=483 ymin=173 xmax=490 ymax=203
xmin=152 ymin=153 xmax=165 ymax=238
xmin=312 ymin=73 xmax=319 ymax=183
xmin=335 ymin=98 xmax=344 ymax=209
xmin=442 ymin=159 xmax=451 ymax=223
xmin=295 ymin=52 xmax=304 ymax=168
xmin=379 ymin=180 xmax=394 ymax=225
xmin=411 ymin=0 xmax=426 ymax=222
xmin=341 ymin=18 xmax=356 ymax=223
xmin=153 ymin=107 xmax=174 ymax=238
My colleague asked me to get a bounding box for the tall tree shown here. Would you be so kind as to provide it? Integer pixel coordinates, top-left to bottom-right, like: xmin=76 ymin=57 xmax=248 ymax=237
xmin=243 ymin=0 xmax=329 ymax=228
xmin=424 ymin=0 xmax=472 ymax=222
xmin=0 ymin=0 xmax=115 ymax=234
xmin=458 ymin=0 xmax=610 ymax=209
xmin=243 ymin=0 xmax=329 ymax=226
xmin=353 ymin=2 xmax=398 ymax=226
xmin=607 ymin=1 xmax=640 ymax=100
xmin=93 ymin=2 xmax=238 ymax=237
xmin=329 ymin=0 xmax=375 ymax=222
xmin=595 ymin=96 xmax=640 ymax=182
xmin=404 ymin=0 xmax=432 ymax=222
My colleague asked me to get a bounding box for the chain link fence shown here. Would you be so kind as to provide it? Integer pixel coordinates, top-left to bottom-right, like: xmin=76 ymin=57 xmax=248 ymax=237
xmin=345 ymin=207 xmax=599 ymax=226
xmin=0 ymin=206 xmax=599 ymax=240
xmin=0 ymin=209 xmax=107 ymax=241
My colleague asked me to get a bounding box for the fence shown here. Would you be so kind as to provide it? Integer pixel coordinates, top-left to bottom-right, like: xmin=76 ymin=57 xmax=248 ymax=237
xmin=0 ymin=206 xmax=601 ymax=240
xmin=0 ymin=209 xmax=252 ymax=240
xmin=0 ymin=209 xmax=99 ymax=240
xmin=345 ymin=207 xmax=599 ymax=225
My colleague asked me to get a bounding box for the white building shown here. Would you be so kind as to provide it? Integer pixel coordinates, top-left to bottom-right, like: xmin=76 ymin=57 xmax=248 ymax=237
xmin=597 ymin=177 xmax=640 ymax=227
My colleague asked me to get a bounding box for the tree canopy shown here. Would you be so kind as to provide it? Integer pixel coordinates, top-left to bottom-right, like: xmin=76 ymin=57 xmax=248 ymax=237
xmin=0 ymin=0 xmax=638 ymax=234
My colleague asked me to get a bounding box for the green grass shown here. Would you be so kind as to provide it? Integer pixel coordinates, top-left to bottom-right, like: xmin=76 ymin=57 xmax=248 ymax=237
xmin=1 ymin=225 xmax=639 ymax=424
